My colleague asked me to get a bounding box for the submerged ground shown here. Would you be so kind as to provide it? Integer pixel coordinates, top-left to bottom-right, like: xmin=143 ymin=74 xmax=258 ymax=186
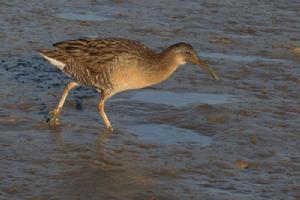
xmin=0 ymin=0 xmax=299 ymax=199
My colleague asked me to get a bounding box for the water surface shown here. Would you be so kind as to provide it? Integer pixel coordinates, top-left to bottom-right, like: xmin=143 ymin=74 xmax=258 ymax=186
xmin=201 ymin=52 xmax=285 ymax=63
xmin=57 ymin=13 xmax=113 ymax=21
xmin=127 ymin=124 xmax=212 ymax=146
xmin=115 ymin=90 xmax=238 ymax=107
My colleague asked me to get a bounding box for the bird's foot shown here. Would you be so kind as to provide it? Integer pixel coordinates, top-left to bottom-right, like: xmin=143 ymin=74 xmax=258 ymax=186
xmin=47 ymin=108 xmax=61 ymax=127
xmin=107 ymin=126 xmax=114 ymax=132
xmin=47 ymin=115 xmax=60 ymax=127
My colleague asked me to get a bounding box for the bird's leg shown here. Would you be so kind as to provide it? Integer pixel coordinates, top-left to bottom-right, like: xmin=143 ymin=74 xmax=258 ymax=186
xmin=98 ymin=95 xmax=113 ymax=131
xmin=48 ymin=82 xmax=79 ymax=126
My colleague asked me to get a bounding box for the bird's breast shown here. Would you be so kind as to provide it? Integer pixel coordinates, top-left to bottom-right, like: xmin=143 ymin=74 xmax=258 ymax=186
xmin=110 ymin=53 xmax=181 ymax=93
xmin=112 ymin=67 xmax=148 ymax=92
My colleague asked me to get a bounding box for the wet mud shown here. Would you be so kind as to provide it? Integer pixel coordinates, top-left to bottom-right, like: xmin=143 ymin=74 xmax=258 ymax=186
xmin=0 ymin=0 xmax=300 ymax=199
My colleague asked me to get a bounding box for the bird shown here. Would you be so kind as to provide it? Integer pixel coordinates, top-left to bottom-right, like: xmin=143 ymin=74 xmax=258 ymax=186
xmin=39 ymin=38 xmax=219 ymax=131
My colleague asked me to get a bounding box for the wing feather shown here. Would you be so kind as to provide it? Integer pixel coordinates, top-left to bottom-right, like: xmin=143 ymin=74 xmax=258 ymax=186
xmin=42 ymin=38 xmax=155 ymax=73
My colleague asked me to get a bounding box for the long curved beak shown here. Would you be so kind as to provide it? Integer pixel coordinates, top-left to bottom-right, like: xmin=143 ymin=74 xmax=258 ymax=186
xmin=196 ymin=59 xmax=220 ymax=80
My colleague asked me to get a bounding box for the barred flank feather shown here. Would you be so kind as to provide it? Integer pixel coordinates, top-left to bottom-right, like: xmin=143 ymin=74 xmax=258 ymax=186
xmin=63 ymin=59 xmax=113 ymax=91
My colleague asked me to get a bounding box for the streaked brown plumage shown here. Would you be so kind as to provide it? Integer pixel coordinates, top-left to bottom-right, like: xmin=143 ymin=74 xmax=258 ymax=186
xmin=39 ymin=38 xmax=219 ymax=131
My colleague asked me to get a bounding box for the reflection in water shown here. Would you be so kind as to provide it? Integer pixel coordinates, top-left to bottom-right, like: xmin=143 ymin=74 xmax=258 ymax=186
xmin=49 ymin=125 xmax=66 ymax=148
xmin=95 ymin=130 xmax=112 ymax=165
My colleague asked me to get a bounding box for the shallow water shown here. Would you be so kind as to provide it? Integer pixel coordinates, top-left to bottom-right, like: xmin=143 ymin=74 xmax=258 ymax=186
xmin=127 ymin=124 xmax=212 ymax=146
xmin=201 ymin=52 xmax=285 ymax=63
xmin=115 ymin=90 xmax=238 ymax=107
xmin=57 ymin=13 xmax=114 ymax=22
xmin=1 ymin=0 xmax=300 ymax=200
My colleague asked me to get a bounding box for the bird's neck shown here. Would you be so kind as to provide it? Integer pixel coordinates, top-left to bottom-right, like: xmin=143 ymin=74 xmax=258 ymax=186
xmin=137 ymin=49 xmax=184 ymax=87
xmin=153 ymin=50 xmax=184 ymax=79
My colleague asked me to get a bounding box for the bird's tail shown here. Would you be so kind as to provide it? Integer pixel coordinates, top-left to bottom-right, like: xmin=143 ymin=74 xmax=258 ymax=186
xmin=39 ymin=49 xmax=66 ymax=71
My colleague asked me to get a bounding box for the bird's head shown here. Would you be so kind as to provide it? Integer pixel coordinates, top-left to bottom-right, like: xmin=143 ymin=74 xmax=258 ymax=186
xmin=166 ymin=43 xmax=219 ymax=80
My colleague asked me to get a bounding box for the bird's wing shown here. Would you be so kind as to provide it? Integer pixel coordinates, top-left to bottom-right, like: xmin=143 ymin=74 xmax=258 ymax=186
xmin=52 ymin=38 xmax=154 ymax=72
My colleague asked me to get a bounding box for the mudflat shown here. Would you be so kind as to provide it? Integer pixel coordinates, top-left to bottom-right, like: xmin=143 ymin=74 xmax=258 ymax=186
xmin=0 ymin=1 xmax=299 ymax=199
